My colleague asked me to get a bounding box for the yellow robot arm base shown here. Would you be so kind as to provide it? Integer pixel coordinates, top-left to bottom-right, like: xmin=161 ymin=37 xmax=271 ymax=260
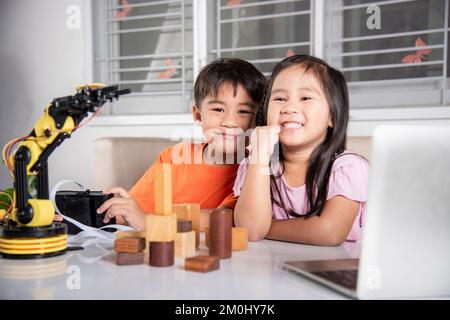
xmin=13 ymin=199 xmax=54 ymax=227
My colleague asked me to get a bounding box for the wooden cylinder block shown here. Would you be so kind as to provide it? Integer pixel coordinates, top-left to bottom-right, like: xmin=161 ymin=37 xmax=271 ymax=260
xmin=149 ymin=241 xmax=174 ymax=267
xmin=208 ymin=208 xmax=232 ymax=259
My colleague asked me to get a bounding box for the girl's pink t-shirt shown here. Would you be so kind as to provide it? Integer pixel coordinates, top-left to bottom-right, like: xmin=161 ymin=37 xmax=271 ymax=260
xmin=233 ymin=152 xmax=370 ymax=241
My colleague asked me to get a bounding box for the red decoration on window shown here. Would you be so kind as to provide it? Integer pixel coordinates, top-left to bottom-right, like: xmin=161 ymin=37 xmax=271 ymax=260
xmin=158 ymin=59 xmax=177 ymax=79
xmin=227 ymin=0 xmax=242 ymax=7
xmin=287 ymin=49 xmax=295 ymax=57
xmin=401 ymin=38 xmax=431 ymax=64
xmin=116 ymin=0 xmax=132 ymax=19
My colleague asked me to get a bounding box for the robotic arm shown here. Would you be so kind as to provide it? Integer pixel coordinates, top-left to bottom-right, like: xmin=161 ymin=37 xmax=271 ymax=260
xmin=0 ymin=83 xmax=130 ymax=259
xmin=12 ymin=83 xmax=130 ymax=226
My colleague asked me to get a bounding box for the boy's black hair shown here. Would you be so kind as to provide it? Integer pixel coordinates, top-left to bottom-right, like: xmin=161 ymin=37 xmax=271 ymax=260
xmin=194 ymin=58 xmax=267 ymax=107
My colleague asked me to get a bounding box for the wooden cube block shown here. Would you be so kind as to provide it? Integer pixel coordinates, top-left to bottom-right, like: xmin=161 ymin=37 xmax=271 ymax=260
xmin=115 ymin=237 xmax=146 ymax=253
xmin=145 ymin=213 xmax=177 ymax=242
xmin=204 ymin=225 xmax=210 ymax=248
xmin=149 ymin=241 xmax=174 ymax=267
xmin=173 ymin=203 xmax=200 ymax=248
xmin=116 ymin=252 xmax=144 ymax=265
xmin=115 ymin=230 xmax=145 ymax=240
xmin=232 ymin=227 xmax=248 ymax=251
xmin=185 ymin=255 xmax=220 ymax=273
xmin=175 ymin=230 xmax=196 ymax=258
xmin=154 ymin=164 xmax=172 ymax=215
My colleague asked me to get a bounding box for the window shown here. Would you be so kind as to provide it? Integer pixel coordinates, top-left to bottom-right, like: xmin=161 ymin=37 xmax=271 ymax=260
xmin=93 ymin=0 xmax=194 ymax=114
xmin=93 ymin=0 xmax=450 ymax=120
xmin=209 ymin=0 xmax=312 ymax=76
xmin=325 ymin=0 xmax=450 ymax=112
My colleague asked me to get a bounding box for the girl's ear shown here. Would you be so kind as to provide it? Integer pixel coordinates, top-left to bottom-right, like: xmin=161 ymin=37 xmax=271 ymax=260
xmin=328 ymin=115 xmax=333 ymax=128
xmin=192 ymin=104 xmax=202 ymax=126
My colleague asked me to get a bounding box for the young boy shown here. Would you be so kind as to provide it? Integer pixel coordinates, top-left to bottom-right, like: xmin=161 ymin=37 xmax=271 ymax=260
xmin=97 ymin=58 xmax=267 ymax=230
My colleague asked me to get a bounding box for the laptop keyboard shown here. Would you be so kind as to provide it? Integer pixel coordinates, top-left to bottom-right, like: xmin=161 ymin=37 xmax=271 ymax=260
xmin=312 ymin=270 xmax=358 ymax=290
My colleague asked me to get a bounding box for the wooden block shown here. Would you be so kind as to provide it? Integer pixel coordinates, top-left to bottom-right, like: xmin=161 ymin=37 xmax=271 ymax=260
xmin=116 ymin=252 xmax=144 ymax=265
xmin=204 ymin=225 xmax=209 ymax=248
xmin=175 ymin=231 xmax=196 ymax=258
xmin=115 ymin=230 xmax=145 ymax=240
xmin=114 ymin=237 xmax=145 ymax=253
xmin=149 ymin=241 xmax=174 ymax=267
xmin=177 ymin=219 xmax=192 ymax=233
xmin=207 ymin=224 xmax=245 ymax=251
xmin=145 ymin=213 xmax=177 ymax=242
xmin=185 ymin=255 xmax=220 ymax=273
xmin=154 ymin=164 xmax=172 ymax=215
xmin=209 ymin=208 xmax=232 ymax=259
xmin=173 ymin=203 xmax=200 ymax=248
xmin=232 ymin=227 xmax=248 ymax=251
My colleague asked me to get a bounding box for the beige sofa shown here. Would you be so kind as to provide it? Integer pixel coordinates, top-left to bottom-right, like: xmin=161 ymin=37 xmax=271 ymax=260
xmin=92 ymin=137 xmax=372 ymax=191
xmin=92 ymin=137 xmax=177 ymax=191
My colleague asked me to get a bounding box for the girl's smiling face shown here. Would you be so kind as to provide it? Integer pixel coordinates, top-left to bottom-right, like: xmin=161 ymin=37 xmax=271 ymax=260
xmin=267 ymin=65 xmax=333 ymax=151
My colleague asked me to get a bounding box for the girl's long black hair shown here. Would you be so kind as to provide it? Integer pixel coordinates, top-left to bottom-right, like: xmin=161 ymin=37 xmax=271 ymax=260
xmin=256 ymin=55 xmax=350 ymax=218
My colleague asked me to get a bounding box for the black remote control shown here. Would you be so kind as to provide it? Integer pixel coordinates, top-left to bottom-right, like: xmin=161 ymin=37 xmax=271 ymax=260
xmin=55 ymin=190 xmax=115 ymax=234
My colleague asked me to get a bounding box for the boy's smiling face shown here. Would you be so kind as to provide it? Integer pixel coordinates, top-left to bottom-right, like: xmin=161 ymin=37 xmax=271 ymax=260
xmin=192 ymin=82 xmax=257 ymax=158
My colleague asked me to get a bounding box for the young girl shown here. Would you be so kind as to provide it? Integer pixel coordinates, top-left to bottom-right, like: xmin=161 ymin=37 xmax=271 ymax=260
xmin=233 ymin=55 xmax=369 ymax=246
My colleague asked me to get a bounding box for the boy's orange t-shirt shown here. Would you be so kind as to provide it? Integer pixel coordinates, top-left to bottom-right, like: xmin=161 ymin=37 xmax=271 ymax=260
xmin=129 ymin=142 xmax=239 ymax=213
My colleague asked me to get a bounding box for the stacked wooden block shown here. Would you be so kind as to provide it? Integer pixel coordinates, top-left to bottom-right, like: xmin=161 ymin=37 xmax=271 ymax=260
xmin=188 ymin=210 xmax=248 ymax=273
xmin=173 ymin=203 xmax=200 ymax=248
xmin=115 ymin=236 xmax=146 ymax=265
xmin=175 ymin=219 xmax=196 ymax=258
xmin=113 ymin=163 xmax=248 ymax=274
xmin=146 ymin=164 xmax=176 ymax=267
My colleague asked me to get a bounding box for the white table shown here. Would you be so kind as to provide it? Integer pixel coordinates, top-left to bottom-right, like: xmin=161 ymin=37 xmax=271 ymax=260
xmin=0 ymin=235 xmax=360 ymax=300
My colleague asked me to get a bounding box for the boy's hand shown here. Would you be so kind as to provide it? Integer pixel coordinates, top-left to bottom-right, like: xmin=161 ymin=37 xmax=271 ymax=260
xmin=249 ymin=125 xmax=281 ymax=165
xmin=97 ymin=187 xmax=146 ymax=231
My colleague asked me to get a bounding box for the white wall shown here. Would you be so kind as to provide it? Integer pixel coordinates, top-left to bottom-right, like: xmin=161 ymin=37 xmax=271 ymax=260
xmin=0 ymin=0 xmax=88 ymax=189
xmin=1 ymin=0 xmax=449 ymax=193
xmin=0 ymin=0 xmax=198 ymax=191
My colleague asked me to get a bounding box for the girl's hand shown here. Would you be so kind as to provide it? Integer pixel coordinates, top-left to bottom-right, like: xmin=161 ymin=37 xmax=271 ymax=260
xmin=248 ymin=125 xmax=281 ymax=165
xmin=97 ymin=187 xmax=146 ymax=231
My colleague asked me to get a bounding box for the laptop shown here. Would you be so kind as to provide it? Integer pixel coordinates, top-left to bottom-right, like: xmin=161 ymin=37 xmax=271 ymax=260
xmin=284 ymin=125 xmax=450 ymax=299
